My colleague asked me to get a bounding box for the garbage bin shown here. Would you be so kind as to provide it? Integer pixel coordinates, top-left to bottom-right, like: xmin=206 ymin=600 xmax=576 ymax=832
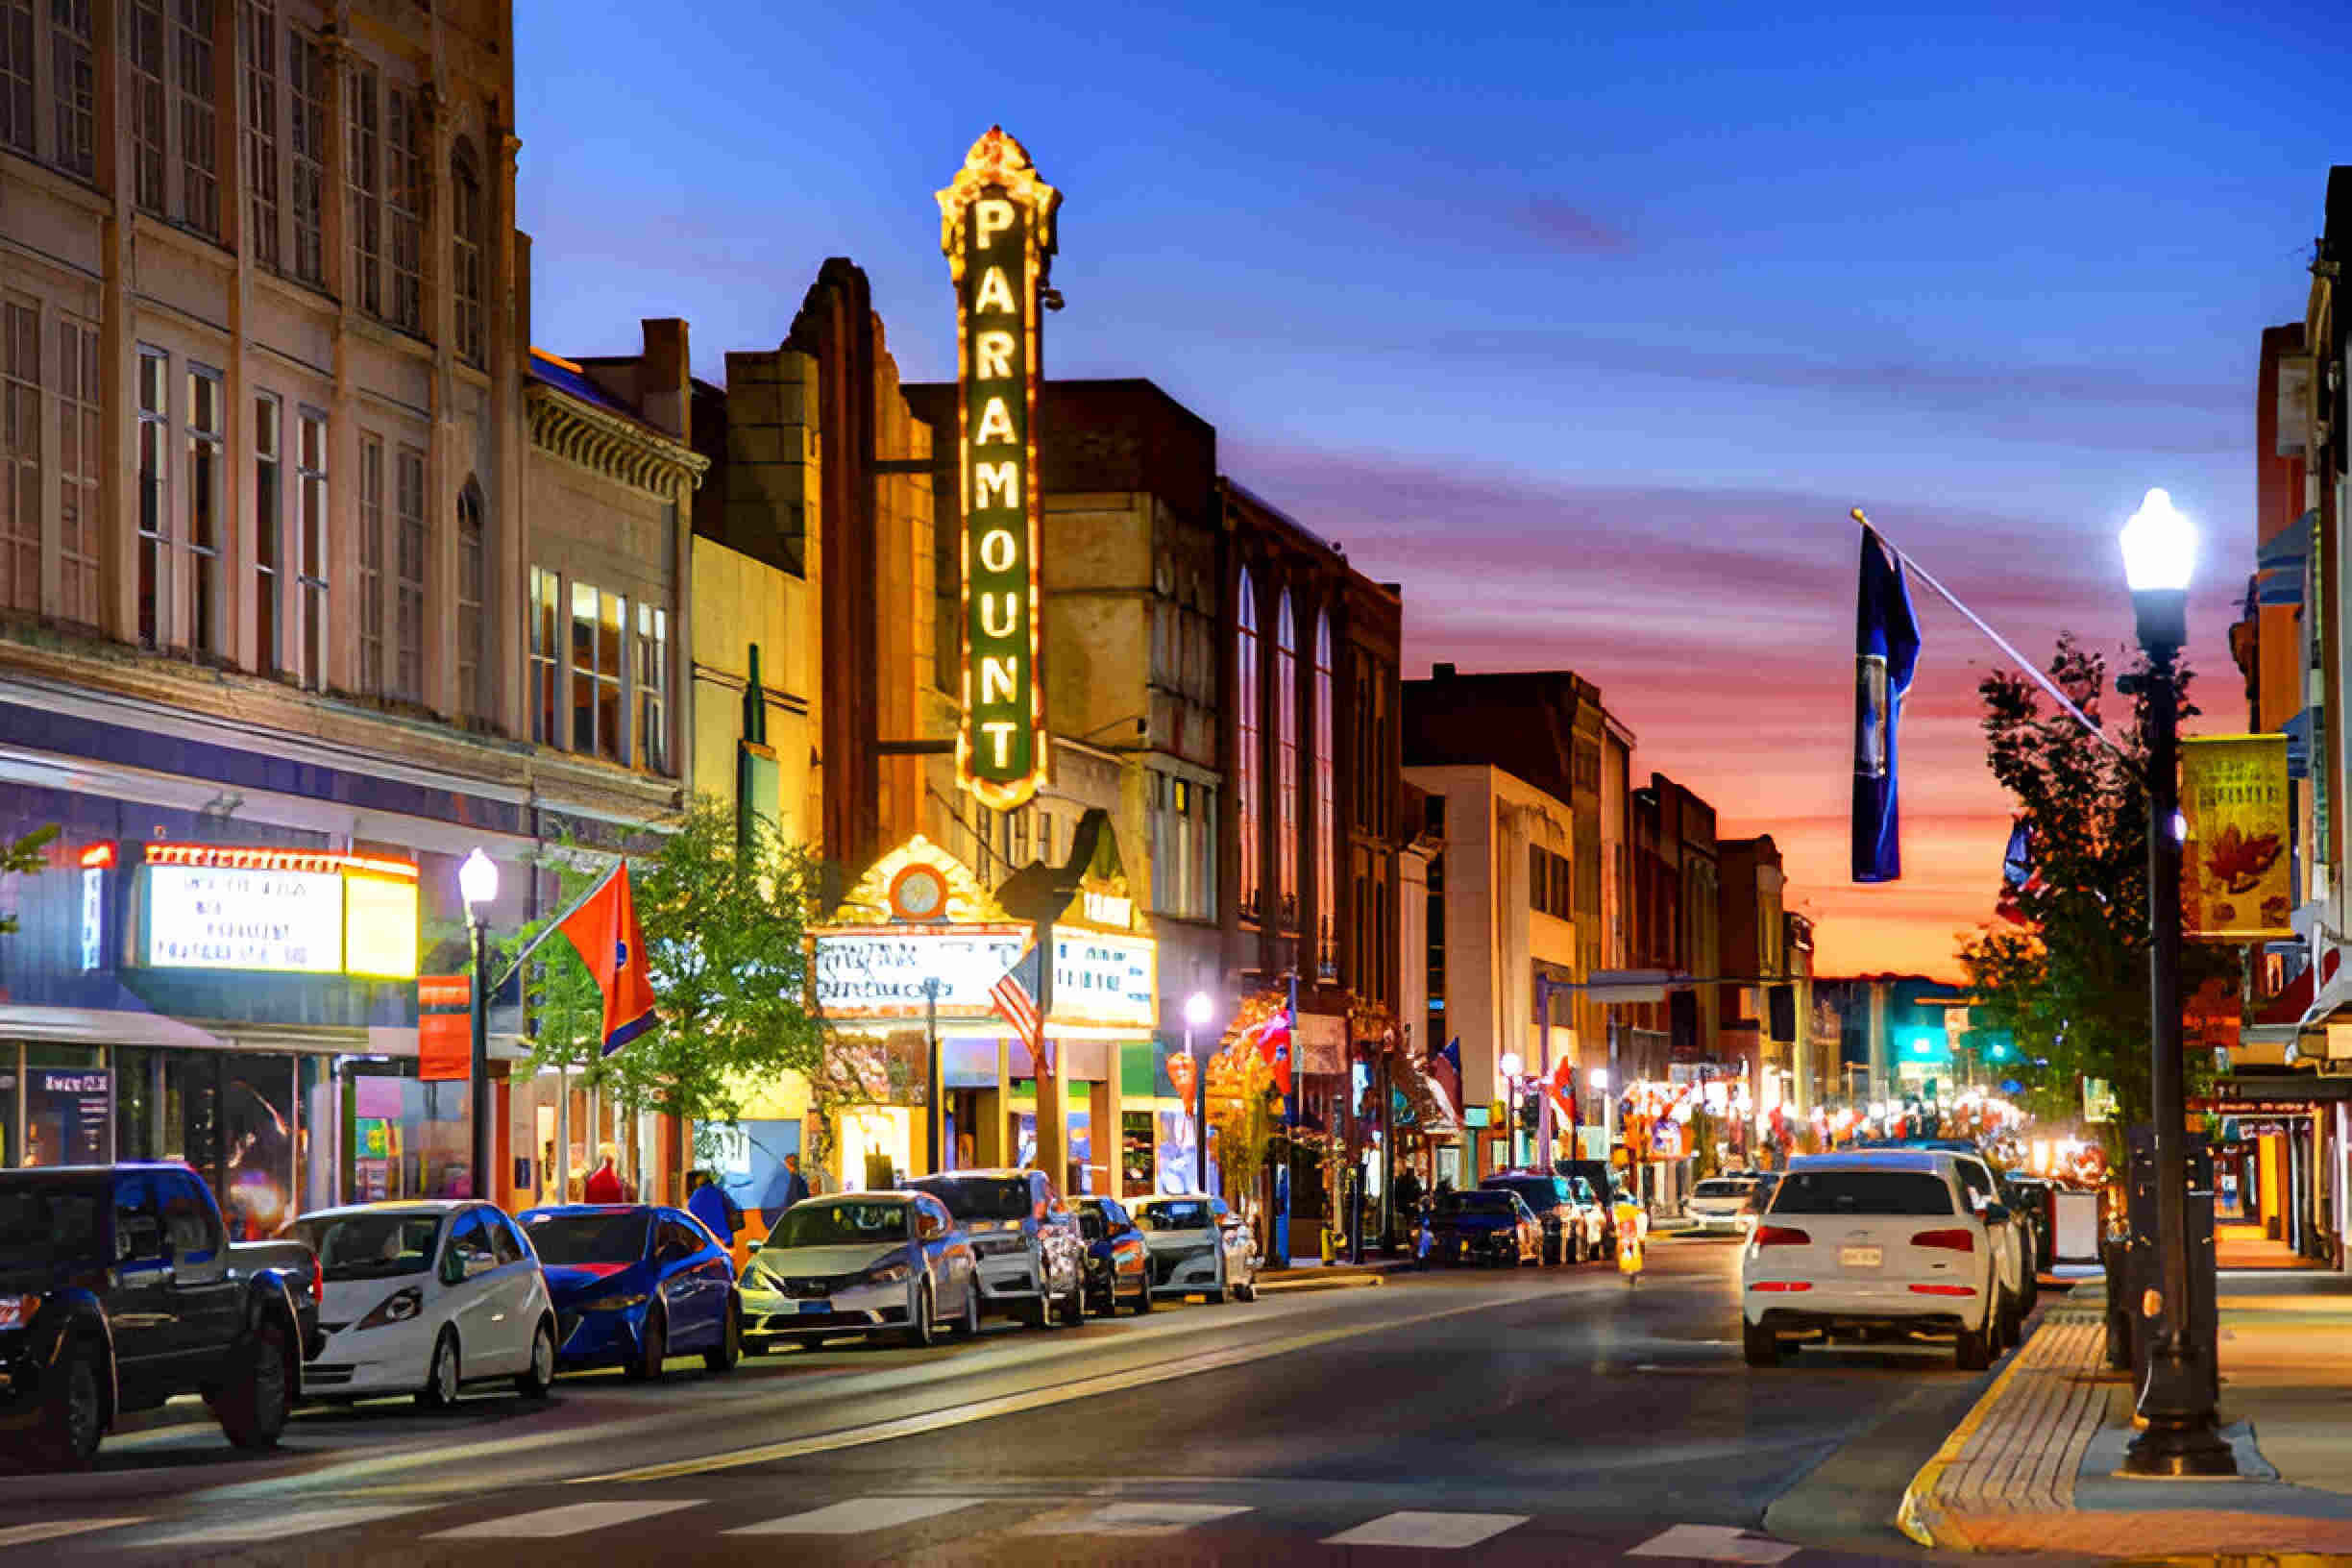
xmin=2120 ymin=1123 xmax=2218 ymax=1409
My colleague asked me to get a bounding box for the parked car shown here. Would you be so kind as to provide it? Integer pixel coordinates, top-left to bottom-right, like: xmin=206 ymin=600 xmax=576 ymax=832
xmin=1688 ymin=1176 xmax=1761 ymax=1235
xmin=1740 ymin=1150 xmax=2008 ymax=1370
xmin=519 ymin=1204 xmax=742 ymax=1380
xmin=2001 ymin=1174 xmax=2057 ymax=1273
xmin=737 ymin=1191 xmax=979 ymax=1351
xmin=903 ymin=1168 xmax=1086 ymax=1329
xmin=1130 ymin=1194 xmax=1258 ymax=1302
xmin=1070 ymin=1196 xmax=1153 ymax=1315
xmin=0 ymin=1164 xmax=307 ymax=1467
xmin=1430 ymin=1188 xmax=1543 ymax=1266
xmin=1947 ymin=1150 xmax=2035 ymax=1339
xmin=283 ymin=1201 xmax=554 ymax=1408
xmin=1556 ymin=1159 xmax=1633 ymax=1253
xmin=229 ymin=1234 xmax=326 ymax=1361
xmin=1480 ymin=1171 xmax=1604 ymax=1264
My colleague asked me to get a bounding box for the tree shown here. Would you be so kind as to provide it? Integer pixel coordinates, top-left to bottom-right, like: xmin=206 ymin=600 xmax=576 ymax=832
xmin=512 ymin=797 xmax=824 ymax=1151
xmin=0 ymin=825 xmax=58 ymax=935
xmin=1957 ymin=635 xmax=2229 ymax=1140
xmin=1209 ymin=1044 xmax=1278 ymax=1239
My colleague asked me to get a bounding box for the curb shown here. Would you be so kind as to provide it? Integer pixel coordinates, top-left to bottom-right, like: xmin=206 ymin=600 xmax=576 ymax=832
xmin=1894 ymin=1308 xmax=2096 ymax=1550
xmin=1253 ymin=1273 xmax=1386 ymax=1295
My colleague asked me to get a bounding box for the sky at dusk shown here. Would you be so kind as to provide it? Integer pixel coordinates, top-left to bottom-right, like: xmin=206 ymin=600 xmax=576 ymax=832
xmin=516 ymin=2 xmax=2348 ymax=982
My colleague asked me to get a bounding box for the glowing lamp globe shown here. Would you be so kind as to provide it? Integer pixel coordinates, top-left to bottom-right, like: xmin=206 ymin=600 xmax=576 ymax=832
xmin=1183 ymin=992 xmax=1213 ymax=1030
xmin=458 ymin=847 xmax=499 ymax=915
xmin=1587 ymin=1067 xmax=1609 ymax=1091
xmin=1498 ymin=1052 xmax=1523 ymax=1082
xmin=2119 ymin=487 xmax=2194 ymax=650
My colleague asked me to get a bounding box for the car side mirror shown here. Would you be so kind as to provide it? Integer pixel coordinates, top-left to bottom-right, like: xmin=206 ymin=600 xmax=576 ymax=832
xmin=439 ymin=1251 xmax=466 ymax=1287
xmin=118 ymin=1215 xmax=162 ymax=1261
xmin=1983 ymin=1203 xmax=2011 ymax=1224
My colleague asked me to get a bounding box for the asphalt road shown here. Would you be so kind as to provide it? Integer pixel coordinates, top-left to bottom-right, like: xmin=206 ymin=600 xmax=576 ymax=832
xmin=0 ymin=1235 xmax=2070 ymax=1566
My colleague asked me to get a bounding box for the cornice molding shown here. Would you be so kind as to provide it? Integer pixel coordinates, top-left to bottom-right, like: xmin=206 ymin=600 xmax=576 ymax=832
xmin=526 ymin=380 xmax=709 ymax=501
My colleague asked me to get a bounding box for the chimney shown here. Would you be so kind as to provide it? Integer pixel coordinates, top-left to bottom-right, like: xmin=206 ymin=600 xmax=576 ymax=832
xmin=641 ymin=317 xmax=690 ymax=441
xmin=1433 ymin=662 xmax=1457 ymax=679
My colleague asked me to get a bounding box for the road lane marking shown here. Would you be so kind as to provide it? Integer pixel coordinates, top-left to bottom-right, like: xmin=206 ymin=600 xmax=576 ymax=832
xmin=1322 ymin=1511 xmax=1527 ymax=1549
xmin=1023 ymin=1502 xmax=1253 ymax=1535
xmin=0 ymin=1519 xmax=143 ymax=1551
xmin=724 ymin=1496 xmax=985 ymax=1534
xmin=428 ymin=1500 xmax=703 ymax=1539
xmin=1628 ymin=1523 xmax=1799 ymax=1563
xmin=139 ymin=1506 xmax=426 ymax=1546
xmin=578 ymin=1293 xmax=1518 ymax=1483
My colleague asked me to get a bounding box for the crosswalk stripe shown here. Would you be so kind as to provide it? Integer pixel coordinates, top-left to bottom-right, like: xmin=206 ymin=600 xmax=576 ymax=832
xmin=1628 ymin=1523 xmax=1800 ymax=1564
xmin=0 ymin=1519 xmax=144 ymax=1552
xmin=427 ymin=1500 xmax=703 ymax=1539
xmin=1322 ymin=1510 xmax=1528 ymax=1550
xmin=140 ymin=1506 xmax=426 ymax=1547
xmin=1023 ymin=1501 xmax=1253 ymax=1536
xmin=723 ymin=1496 xmax=984 ymax=1535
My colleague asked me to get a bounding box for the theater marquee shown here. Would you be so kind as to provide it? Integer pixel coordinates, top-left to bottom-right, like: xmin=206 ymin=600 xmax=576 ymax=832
xmin=939 ymin=126 xmax=1058 ymax=811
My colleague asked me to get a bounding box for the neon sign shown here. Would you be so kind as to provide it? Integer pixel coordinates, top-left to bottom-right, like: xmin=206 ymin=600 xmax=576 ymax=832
xmin=938 ymin=126 xmax=1058 ymax=811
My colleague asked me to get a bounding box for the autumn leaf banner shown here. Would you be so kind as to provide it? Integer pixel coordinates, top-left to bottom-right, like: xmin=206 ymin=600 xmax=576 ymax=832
xmin=2181 ymin=734 xmax=2292 ymax=942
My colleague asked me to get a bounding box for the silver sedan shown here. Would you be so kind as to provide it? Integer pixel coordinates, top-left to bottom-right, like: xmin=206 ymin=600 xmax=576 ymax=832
xmin=1131 ymin=1194 xmax=1259 ymax=1303
xmin=738 ymin=1192 xmax=980 ymax=1351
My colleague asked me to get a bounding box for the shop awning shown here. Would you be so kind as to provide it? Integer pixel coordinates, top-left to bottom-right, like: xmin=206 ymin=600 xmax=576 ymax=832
xmin=2256 ymin=514 xmax=2314 ymax=606
xmin=0 ymin=1004 xmax=228 ymax=1050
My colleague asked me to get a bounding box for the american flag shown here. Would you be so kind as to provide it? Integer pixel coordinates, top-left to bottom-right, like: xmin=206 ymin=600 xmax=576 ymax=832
xmin=991 ymin=943 xmax=1049 ymax=1076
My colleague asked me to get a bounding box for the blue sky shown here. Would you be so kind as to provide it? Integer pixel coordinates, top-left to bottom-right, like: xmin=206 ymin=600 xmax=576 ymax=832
xmin=518 ymin=1 xmax=2340 ymax=978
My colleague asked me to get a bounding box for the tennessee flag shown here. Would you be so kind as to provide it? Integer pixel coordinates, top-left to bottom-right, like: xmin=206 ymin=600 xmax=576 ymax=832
xmin=1253 ymin=1012 xmax=1294 ymax=1099
xmin=558 ymin=861 xmax=658 ymax=1056
xmin=1544 ymin=1055 xmax=1579 ymax=1129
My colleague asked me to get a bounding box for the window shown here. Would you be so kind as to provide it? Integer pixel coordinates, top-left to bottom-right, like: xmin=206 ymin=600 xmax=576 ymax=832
xmin=253 ymin=393 xmax=281 ymax=671
xmin=393 ymin=446 xmax=425 ymax=702
xmin=1237 ymin=567 xmax=1261 ymax=923
xmin=56 ymin=317 xmax=95 ymax=623
xmin=1313 ymin=609 xmax=1335 ymax=980
xmin=528 ymin=566 xmax=558 ymax=743
xmin=0 ymin=0 xmax=30 ymax=154
xmin=345 ymin=61 xmax=380 ymax=316
xmin=487 ymin=1212 xmax=524 ymax=1266
xmin=184 ymin=367 xmax=223 ymax=654
xmin=1275 ymin=589 xmax=1299 ymax=926
xmin=0 ymin=300 xmax=34 ymax=613
xmin=635 ymin=601 xmax=667 ymax=771
xmin=384 ymin=86 xmax=423 ymax=332
xmin=129 ymin=0 xmax=166 ymax=212
xmin=571 ymin=578 xmax=624 ymax=760
xmin=50 ymin=0 xmax=92 ymax=178
xmin=239 ymin=0 xmax=277 ymax=270
xmin=173 ymin=0 xmax=218 ymax=234
xmin=356 ymin=436 xmax=382 ymax=692
xmin=447 ymin=1209 xmax=494 ymax=1269
xmin=457 ymin=483 xmax=485 ymax=722
xmin=295 ymin=409 xmax=327 ymax=686
xmin=287 ymin=29 xmax=324 ymax=282
xmin=452 ymin=141 xmax=483 ymax=363
xmin=1148 ymin=772 xmax=1217 ymax=922
xmin=136 ymin=348 xmax=168 ymax=645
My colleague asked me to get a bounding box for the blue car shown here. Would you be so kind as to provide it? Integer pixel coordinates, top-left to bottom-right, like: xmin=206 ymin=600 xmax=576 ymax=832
xmin=517 ymin=1204 xmax=741 ymax=1380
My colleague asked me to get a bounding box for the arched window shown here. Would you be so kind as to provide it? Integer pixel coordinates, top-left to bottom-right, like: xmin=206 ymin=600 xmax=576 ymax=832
xmin=452 ymin=138 xmax=483 ymax=364
xmin=1276 ymin=588 xmax=1299 ymax=927
xmin=1313 ymin=608 xmax=1335 ymax=979
xmin=456 ymin=479 xmax=486 ymax=722
xmin=1237 ymin=566 xmax=1261 ymax=923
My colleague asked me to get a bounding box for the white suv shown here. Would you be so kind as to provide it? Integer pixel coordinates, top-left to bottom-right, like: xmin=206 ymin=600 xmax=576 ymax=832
xmin=1740 ymin=1150 xmax=2015 ymax=1370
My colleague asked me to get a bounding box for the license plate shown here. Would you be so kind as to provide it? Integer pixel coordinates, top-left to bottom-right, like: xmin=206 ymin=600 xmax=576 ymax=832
xmin=1839 ymin=1245 xmax=1882 ymax=1268
xmin=797 ymin=1300 xmax=830 ymax=1314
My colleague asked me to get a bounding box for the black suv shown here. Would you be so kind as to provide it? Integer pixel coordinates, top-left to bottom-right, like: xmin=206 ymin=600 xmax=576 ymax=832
xmin=1 ymin=1164 xmax=311 ymax=1468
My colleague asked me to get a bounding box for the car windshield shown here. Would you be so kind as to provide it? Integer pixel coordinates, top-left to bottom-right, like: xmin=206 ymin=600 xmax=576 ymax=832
xmin=1439 ymin=1191 xmax=1514 ymax=1214
xmin=766 ymin=1201 xmax=913 ymax=1249
xmin=1077 ymin=1209 xmax=1107 ymax=1241
xmin=1694 ymin=1179 xmax=1750 ymax=1198
xmin=1138 ymin=1200 xmax=1212 ymax=1232
xmin=909 ymin=1177 xmax=1032 ymax=1221
xmin=282 ymin=1212 xmax=444 ymax=1281
xmin=1771 ymin=1170 xmax=1955 ymax=1216
xmin=524 ymin=1211 xmax=651 ymax=1265
xmin=1487 ymin=1181 xmax=1553 ymax=1208
xmin=0 ymin=1184 xmax=103 ymax=1265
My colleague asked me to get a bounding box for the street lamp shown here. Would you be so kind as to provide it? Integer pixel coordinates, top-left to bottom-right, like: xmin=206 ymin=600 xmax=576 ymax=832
xmin=1499 ymin=1052 xmax=1523 ymax=1171
xmin=458 ymin=848 xmax=499 ymax=1204
xmin=1588 ymin=1066 xmax=1612 ymax=1164
xmin=2118 ymin=486 xmax=2234 ymax=1477
xmin=1184 ymin=992 xmax=1213 ymax=1193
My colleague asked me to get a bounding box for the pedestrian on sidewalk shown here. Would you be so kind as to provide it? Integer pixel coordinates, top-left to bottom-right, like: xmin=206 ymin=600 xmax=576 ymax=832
xmin=584 ymin=1145 xmax=625 ymax=1204
xmin=687 ymin=1169 xmax=739 ymax=1248
xmin=781 ymin=1153 xmax=813 ymax=1209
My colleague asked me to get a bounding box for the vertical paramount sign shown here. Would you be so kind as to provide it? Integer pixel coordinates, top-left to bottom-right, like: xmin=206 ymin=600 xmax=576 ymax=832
xmin=939 ymin=127 xmax=1059 ymax=811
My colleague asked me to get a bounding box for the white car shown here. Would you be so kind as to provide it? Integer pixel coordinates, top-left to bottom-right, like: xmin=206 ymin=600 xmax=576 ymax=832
xmin=1740 ymin=1150 xmax=2007 ymax=1370
xmin=1130 ymin=1194 xmax=1258 ymax=1303
xmin=284 ymin=1201 xmax=555 ymax=1407
xmin=1686 ymin=1176 xmax=1759 ymax=1235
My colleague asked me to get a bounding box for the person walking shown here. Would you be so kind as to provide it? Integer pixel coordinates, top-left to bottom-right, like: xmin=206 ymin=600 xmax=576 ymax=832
xmin=781 ymin=1152 xmax=813 ymax=1210
xmin=583 ymin=1146 xmax=625 ymax=1204
xmin=687 ymin=1169 xmax=740 ymax=1248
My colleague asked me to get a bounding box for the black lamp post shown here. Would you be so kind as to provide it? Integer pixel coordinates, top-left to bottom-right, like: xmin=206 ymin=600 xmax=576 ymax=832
xmin=1185 ymin=992 xmax=1213 ymax=1192
xmin=2118 ymin=487 xmax=2235 ymax=1478
xmin=459 ymin=847 xmax=499 ymax=1204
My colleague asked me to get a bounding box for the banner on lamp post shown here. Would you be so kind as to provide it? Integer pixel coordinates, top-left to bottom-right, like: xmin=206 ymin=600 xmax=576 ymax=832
xmin=2180 ymin=734 xmax=2291 ymax=942
xmin=418 ymin=973 xmax=471 ymax=1082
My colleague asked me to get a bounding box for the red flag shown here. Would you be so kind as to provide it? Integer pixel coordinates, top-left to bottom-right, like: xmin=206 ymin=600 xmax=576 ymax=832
xmin=991 ymin=943 xmax=1048 ymax=1076
xmin=557 ymin=861 xmax=658 ymax=1056
xmin=1545 ymin=1055 xmax=1579 ymax=1128
xmin=1253 ymin=1014 xmax=1293 ymax=1098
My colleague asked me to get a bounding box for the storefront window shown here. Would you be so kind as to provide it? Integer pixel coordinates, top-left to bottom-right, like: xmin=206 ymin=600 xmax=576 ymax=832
xmin=22 ymin=1043 xmax=106 ymax=1167
xmin=1122 ymin=1110 xmax=1155 ymax=1194
xmin=0 ymin=1049 xmax=14 ymax=1166
xmin=349 ymin=1070 xmax=470 ymax=1202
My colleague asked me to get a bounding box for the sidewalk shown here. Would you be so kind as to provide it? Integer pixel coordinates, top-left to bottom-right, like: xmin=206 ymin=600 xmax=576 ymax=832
xmin=1898 ymin=1273 xmax=2352 ymax=1559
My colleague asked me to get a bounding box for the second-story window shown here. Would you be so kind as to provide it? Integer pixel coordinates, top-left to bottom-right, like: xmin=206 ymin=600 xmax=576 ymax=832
xmin=393 ymin=446 xmax=425 ymax=701
xmin=252 ymin=392 xmax=281 ymax=671
xmin=172 ymin=0 xmax=218 ymax=235
xmin=452 ymin=141 xmax=483 ymax=363
xmin=1313 ymin=609 xmax=1335 ymax=980
xmin=57 ymin=317 xmax=97 ymax=624
xmin=294 ymin=409 xmax=327 ymax=686
xmin=528 ymin=565 xmax=558 ymax=743
xmin=1276 ymin=588 xmax=1299 ymax=928
xmin=1 ymin=1 xmax=32 ymax=155
xmin=135 ymin=348 xmax=168 ymax=645
xmin=384 ymin=86 xmax=424 ymax=333
xmin=50 ymin=0 xmax=93 ymax=179
xmin=345 ymin=62 xmax=380 ymax=316
xmin=1237 ymin=566 xmax=1261 ymax=923
xmin=129 ymin=0 xmax=167 ymax=213
xmin=184 ymin=366 xmax=223 ymax=655
xmin=0 ymin=299 xmax=36 ymax=614
xmin=287 ymin=29 xmax=325 ymax=283
xmin=635 ymin=601 xmax=667 ymax=772
xmin=570 ymin=579 xmax=624 ymax=761
xmin=356 ymin=435 xmax=382 ymax=691
xmin=457 ymin=483 xmax=486 ymax=723
xmin=239 ymin=0 xmax=278 ymax=271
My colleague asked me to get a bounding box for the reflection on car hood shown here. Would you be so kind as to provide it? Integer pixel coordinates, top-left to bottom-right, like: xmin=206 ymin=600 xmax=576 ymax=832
xmin=749 ymin=1243 xmax=904 ymax=1279
xmin=542 ymin=1262 xmax=646 ymax=1303
xmin=1137 ymin=1227 xmax=1213 ymax=1250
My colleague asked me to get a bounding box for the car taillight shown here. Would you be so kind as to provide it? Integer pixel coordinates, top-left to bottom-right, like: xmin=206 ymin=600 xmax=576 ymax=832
xmin=311 ymin=1255 xmax=324 ymax=1304
xmin=1752 ymin=1225 xmax=1811 ymax=1247
xmin=1748 ymin=1280 xmax=1812 ymax=1292
xmin=1910 ymin=1229 xmax=1975 ymax=1252
xmin=1908 ymin=1283 xmax=1977 ymax=1296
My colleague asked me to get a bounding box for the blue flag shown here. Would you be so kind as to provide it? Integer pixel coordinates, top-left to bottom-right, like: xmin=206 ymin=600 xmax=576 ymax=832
xmin=1852 ymin=527 xmax=1921 ymax=882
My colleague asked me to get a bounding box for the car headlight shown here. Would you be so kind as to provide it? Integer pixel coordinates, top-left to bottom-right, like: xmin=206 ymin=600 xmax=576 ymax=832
xmin=355 ymin=1286 xmax=423 ymax=1331
xmin=862 ymin=1262 xmax=910 ymax=1286
xmin=743 ymin=1266 xmax=786 ymax=1293
xmin=579 ymin=1293 xmax=649 ymax=1312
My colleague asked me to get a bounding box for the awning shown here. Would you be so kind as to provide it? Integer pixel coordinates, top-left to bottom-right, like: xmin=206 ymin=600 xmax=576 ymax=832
xmin=2256 ymin=514 xmax=2314 ymax=606
xmin=2285 ymin=709 xmax=2314 ymax=780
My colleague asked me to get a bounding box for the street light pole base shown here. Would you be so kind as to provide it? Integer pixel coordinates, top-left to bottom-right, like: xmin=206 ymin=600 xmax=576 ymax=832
xmin=2121 ymin=1416 xmax=2239 ymax=1478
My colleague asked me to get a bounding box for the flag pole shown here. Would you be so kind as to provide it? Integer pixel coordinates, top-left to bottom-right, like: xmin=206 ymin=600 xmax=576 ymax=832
xmin=491 ymin=860 xmax=623 ymax=992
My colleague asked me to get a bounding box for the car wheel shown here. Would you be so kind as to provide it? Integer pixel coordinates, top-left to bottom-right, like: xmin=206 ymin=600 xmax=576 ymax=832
xmin=517 ymin=1318 xmax=556 ymax=1397
xmin=1059 ymin=1273 xmax=1087 ymax=1328
xmin=27 ymin=1339 xmax=105 ymax=1469
xmin=417 ymin=1327 xmax=461 ymax=1411
xmin=1130 ymin=1268 xmax=1153 ymax=1314
xmin=903 ymin=1281 xmax=939 ymax=1349
xmin=1019 ymin=1296 xmax=1050 ymax=1331
xmin=1742 ymin=1320 xmax=1783 ymax=1368
xmin=219 ymin=1319 xmax=293 ymax=1451
xmin=950 ymin=1275 xmax=982 ymax=1336
xmin=624 ymin=1306 xmax=667 ymax=1383
xmin=1955 ymin=1312 xmax=1996 ymax=1371
xmin=706 ymin=1302 xmax=744 ymax=1372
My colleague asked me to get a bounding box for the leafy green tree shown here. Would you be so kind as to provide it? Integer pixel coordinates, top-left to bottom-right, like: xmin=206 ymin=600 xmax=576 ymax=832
xmin=1958 ymin=635 xmax=2229 ymax=1140
xmin=0 ymin=825 xmax=58 ymax=935
xmin=511 ymin=797 xmax=824 ymax=1146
